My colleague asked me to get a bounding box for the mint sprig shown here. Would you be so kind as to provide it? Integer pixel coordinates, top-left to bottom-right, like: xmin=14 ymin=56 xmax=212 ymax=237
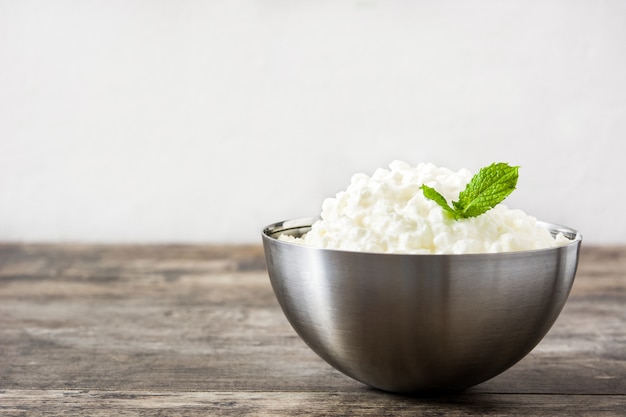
xmin=420 ymin=162 xmax=519 ymax=220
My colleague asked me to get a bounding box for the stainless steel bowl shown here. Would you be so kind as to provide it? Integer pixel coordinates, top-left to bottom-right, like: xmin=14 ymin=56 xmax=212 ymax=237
xmin=262 ymin=217 xmax=582 ymax=393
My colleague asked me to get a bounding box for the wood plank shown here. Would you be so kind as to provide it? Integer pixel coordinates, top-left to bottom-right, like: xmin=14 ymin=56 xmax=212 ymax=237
xmin=1 ymin=280 xmax=623 ymax=394
xmin=0 ymin=244 xmax=624 ymax=413
xmin=1 ymin=390 xmax=625 ymax=417
xmin=0 ymin=244 xmax=356 ymax=392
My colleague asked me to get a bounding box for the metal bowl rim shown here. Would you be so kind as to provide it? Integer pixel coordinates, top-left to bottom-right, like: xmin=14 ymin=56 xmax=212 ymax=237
xmin=262 ymin=216 xmax=582 ymax=258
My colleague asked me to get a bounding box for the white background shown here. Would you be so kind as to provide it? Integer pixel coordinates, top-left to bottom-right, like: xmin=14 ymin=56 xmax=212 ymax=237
xmin=1 ymin=0 xmax=625 ymax=244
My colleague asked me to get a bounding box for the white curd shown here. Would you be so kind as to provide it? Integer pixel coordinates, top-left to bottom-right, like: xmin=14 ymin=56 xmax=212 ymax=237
xmin=280 ymin=161 xmax=571 ymax=254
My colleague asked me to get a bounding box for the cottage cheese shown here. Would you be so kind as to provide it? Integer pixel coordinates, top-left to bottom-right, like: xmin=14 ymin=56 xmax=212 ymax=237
xmin=281 ymin=161 xmax=571 ymax=254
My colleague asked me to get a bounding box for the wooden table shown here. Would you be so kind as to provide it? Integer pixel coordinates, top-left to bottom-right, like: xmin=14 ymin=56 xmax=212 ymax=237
xmin=0 ymin=244 xmax=624 ymax=416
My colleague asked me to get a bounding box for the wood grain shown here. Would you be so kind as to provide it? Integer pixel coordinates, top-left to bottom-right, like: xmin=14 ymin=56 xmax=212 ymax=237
xmin=2 ymin=391 xmax=625 ymax=417
xmin=0 ymin=243 xmax=624 ymax=416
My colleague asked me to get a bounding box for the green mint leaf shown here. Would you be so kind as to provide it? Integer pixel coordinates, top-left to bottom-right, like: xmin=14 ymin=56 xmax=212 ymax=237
xmin=420 ymin=184 xmax=459 ymax=219
xmin=454 ymin=163 xmax=519 ymax=218
xmin=421 ymin=162 xmax=519 ymax=220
